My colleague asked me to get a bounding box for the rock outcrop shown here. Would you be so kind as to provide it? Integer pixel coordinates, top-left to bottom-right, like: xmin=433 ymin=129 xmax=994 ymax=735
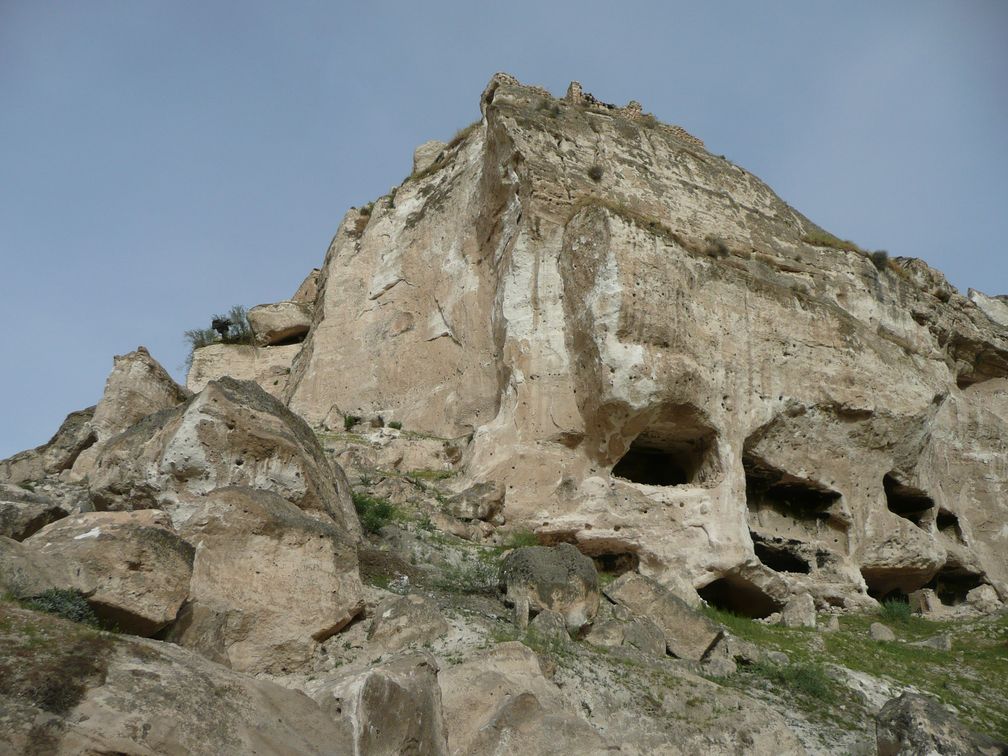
xmin=248 ymin=301 xmax=313 ymax=346
xmin=0 ymin=484 xmax=68 ymax=541
xmin=274 ymin=73 xmax=1007 ymax=613
xmin=875 ymin=692 xmax=1008 ymax=755
xmin=89 ymin=377 xmax=360 ymax=537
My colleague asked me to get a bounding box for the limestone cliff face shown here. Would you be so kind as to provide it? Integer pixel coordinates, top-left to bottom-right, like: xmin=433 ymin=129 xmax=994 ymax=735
xmin=268 ymin=75 xmax=1007 ymax=611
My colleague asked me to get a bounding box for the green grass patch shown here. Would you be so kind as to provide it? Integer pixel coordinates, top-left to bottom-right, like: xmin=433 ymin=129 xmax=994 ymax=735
xmin=879 ymin=597 xmax=911 ymax=624
xmin=406 ymin=468 xmax=455 ymax=481
xmin=800 ymin=228 xmax=865 ymax=253
xmin=748 ymin=659 xmax=832 ymax=701
xmin=20 ymin=589 xmax=100 ymax=628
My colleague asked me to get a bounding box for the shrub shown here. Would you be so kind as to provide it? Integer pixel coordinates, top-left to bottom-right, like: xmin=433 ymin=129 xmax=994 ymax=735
xmin=433 ymin=557 xmax=499 ymax=595
xmin=352 ymin=491 xmax=398 ymax=534
xmin=359 ymin=202 xmax=374 ymax=216
xmin=502 ymin=530 xmax=539 ymax=549
xmin=588 ymin=164 xmax=604 ymax=182
xmin=21 ymin=589 xmax=99 ymax=627
xmin=388 ymin=420 xmax=402 ymax=430
xmin=870 ymin=249 xmax=890 ymax=271
xmin=751 ymin=660 xmax=832 ymax=701
xmin=344 ymin=414 xmax=361 ymax=431
xmin=880 ymin=597 xmax=911 ymax=624
xmin=184 ymin=304 xmax=253 ymax=367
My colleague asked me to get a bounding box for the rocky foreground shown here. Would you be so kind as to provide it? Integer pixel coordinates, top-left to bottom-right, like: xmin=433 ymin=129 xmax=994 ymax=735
xmin=2 ymin=74 xmax=1008 ymax=754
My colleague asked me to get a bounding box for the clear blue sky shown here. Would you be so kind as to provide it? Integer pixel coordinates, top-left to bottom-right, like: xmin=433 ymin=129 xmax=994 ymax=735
xmin=2 ymin=1 xmax=1006 ymax=458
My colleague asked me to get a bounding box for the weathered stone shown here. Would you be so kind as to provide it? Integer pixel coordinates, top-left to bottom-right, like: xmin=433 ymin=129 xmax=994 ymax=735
xmin=820 ymin=615 xmax=840 ymax=632
xmin=528 ymin=608 xmax=570 ymax=645
xmin=0 ymin=603 xmax=351 ymax=756
xmin=966 ymin=584 xmax=1002 ymax=614
xmin=186 ymin=342 xmax=301 ymax=398
xmin=0 ymin=483 xmax=68 ymax=540
xmin=910 ymin=635 xmax=951 ymax=652
xmin=292 ymin=267 xmax=321 ymax=306
xmin=71 ymin=346 xmax=189 ymax=479
xmin=780 ymin=592 xmax=817 ymax=628
xmin=279 ymin=74 xmax=1008 ymax=613
xmin=0 ymin=406 xmax=96 ymax=484
xmin=908 ymin=588 xmax=944 ymax=617
xmin=247 ymin=301 xmax=313 ymax=346
xmin=23 ymin=510 xmax=193 ymax=635
xmin=870 ymin=622 xmax=896 ymax=642
xmin=89 ymin=377 xmax=360 ymax=537
xmin=0 ymin=536 xmax=63 ymax=597
xmin=446 ymin=480 xmax=505 ymax=522
xmin=969 ymin=288 xmax=1008 ymax=328
xmin=876 ymin=692 xmax=1007 ymax=755
xmin=310 ymin=652 xmax=449 ymax=756
xmin=439 ymin=642 xmax=611 ymax=755
xmin=367 ymin=593 xmax=449 ymax=653
xmin=499 ymin=543 xmax=600 ymax=632
xmin=412 ymin=139 xmax=447 ymax=174
xmin=604 ymin=572 xmax=722 ymax=661
xmin=169 ymin=486 xmax=364 ymax=674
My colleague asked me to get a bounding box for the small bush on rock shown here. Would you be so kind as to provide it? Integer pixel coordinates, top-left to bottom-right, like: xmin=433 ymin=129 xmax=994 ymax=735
xmin=344 ymin=414 xmax=362 ymax=431
xmin=588 ymin=164 xmax=604 ymax=182
xmin=22 ymin=589 xmax=99 ymax=627
xmin=388 ymin=420 xmax=402 ymax=430
xmin=870 ymin=249 xmax=890 ymax=271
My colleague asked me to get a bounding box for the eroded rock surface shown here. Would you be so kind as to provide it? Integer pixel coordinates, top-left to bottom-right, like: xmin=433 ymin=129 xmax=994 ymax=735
xmin=499 ymin=543 xmax=600 ymax=632
xmin=169 ymin=486 xmax=364 ymax=674
xmin=876 ymin=693 xmax=1008 ymax=756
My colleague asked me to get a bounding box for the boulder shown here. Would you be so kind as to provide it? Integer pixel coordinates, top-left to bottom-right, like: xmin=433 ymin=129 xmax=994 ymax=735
xmin=0 ymin=406 xmax=96 ymax=484
xmin=908 ymin=588 xmax=944 ymax=617
xmin=876 ymin=692 xmax=1007 ymax=755
xmin=446 ymin=480 xmax=505 ymax=522
xmin=0 ymin=536 xmax=63 ymax=597
xmin=89 ymin=377 xmax=360 ymax=537
xmin=604 ymin=572 xmax=723 ymax=661
xmin=780 ymin=592 xmax=817 ymax=628
xmin=169 ymin=487 xmax=364 ymax=674
xmin=528 ymin=609 xmax=571 ymax=646
xmin=24 ymin=510 xmax=194 ymax=635
xmin=0 ymin=603 xmax=351 ymax=755
xmin=870 ymin=622 xmax=896 ymax=642
xmin=412 ymin=139 xmax=447 ymax=174
xmin=499 ymin=543 xmax=600 ymax=632
xmin=186 ymin=342 xmax=301 ymax=397
xmin=367 ymin=593 xmax=450 ymax=654
xmin=967 ymin=584 xmax=1002 ymax=614
xmin=310 ymin=652 xmax=448 ymax=756
xmin=0 ymin=484 xmax=68 ymax=540
xmin=247 ymin=301 xmax=313 ymax=346
xmin=439 ymin=642 xmax=610 ymax=755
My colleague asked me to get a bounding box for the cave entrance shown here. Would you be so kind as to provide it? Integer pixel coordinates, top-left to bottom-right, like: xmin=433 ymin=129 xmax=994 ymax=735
xmin=612 ymin=405 xmax=719 ymax=487
xmin=751 ymin=534 xmax=811 ymax=574
xmin=698 ymin=574 xmax=782 ymax=619
xmin=883 ymin=473 xmax=934 ymax=527
xmin=936 ymin=510 xmax=964 ymax=543
xmin=591 ymin=552 xmax=640 ymax=577
xmin=924 ymin=565 xmax=985 ymax=606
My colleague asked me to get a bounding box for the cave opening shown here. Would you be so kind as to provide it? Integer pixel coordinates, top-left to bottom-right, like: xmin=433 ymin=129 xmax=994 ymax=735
xmin=591 ymin=552 xmax=640 ymax=577
xmin=883 ymin=473 xmax=934 ymax=527
xmin=924 ymin=565 xmax=985 ymax=606
xmin=698 ymin=575 xmax=782 ymax=619
xmin=751 ymin=535 xmax=811 ymax=574
xmin=936 ymin=510 xmax=964 ymax=543
xmin=744 ymin=454 xmax=841 ymax=517
xmin=612 ymin=406 xmax=719 ymax=487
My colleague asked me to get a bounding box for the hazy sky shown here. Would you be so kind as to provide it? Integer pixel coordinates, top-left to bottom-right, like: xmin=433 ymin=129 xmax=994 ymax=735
xmin=1 ymin=1 xmax=1006 ymax=458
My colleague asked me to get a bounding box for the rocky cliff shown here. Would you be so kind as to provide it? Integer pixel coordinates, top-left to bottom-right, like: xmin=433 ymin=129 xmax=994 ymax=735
xmin=3 ymin=74 xmax=1007 ymax=754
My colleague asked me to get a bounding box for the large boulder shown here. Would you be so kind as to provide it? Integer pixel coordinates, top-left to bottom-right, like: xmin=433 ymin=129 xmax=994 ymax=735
xmin=499 ymin=543 xmax=600 ymax=632
xmin=248 ymin=301 xmax=313 ymax=346
xmin=309 ymin=652 xmax=449 ymax=755
xmin=0 ymin=536 xmax=64 ymax=597
xmin=0 ymin=603 xmax=351 ymax=755
xmin=169 ymin=486 xmax=364 ymax=674
xmin=24 ymin=510 xmax=194 ymax=635
xmin=89 ymin=377 xmax=360 ymax=537
xmin=603 ymin=572 xmax=723 ymax=661
xmin=875 ymin=692 xmax=1007 ymax=755
xmin=0 ymin=483 xmax=68 ymax=540
xmin=439 ymin=642 xmax=611 ymax=755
